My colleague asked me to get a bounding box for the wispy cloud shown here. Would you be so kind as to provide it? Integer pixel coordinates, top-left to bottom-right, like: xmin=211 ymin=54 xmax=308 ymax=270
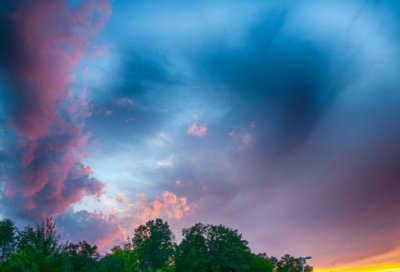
xmin=114 ymin=97 xmax=135 ymax=107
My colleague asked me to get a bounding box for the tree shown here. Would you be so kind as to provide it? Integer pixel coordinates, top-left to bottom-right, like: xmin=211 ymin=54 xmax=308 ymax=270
xmin=98 ymin=238 xmax=139 ymax=272
xmin=266 ymin=255 xmax=278 ymax=267
xmin=175 ymin=223 xmax=253 ymax=272
xmin=98 ymin=254 xmax=126 ymax=272
xmin=0 ymin=217 xmax=314 ymax=272
xmin=252 ymin=253 xmax=275 ymax=272
xmin=8 ymin=217 xmax=71 ymax=272
xmin=0 ymin=218 xmax=18 ymax=262
xmin=132 ymin=219 xmax=175 ymax=272
xmin=175 ymin=223 xmax=208 ymax=272
xmin=65 ymin=240 xmax=100 ymax=271
xmin=276 ymin=254 xmax=313 ymax=272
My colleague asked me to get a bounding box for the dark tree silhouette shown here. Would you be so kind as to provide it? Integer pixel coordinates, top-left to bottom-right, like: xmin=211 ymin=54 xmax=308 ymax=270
xmin=0 ymin=217 xmax=313 ymax=272
xmin=8 ymin=217 xmax=71 ymax=272
xmin=98 ymin=238 xmax=139 ymax=272
xmin=132 ymin=218 xmax=175 ymax=272
xmin=277 ymin=254 xmax=313 ymax=272
xmin=253 ymin=253 xmax=275 ymax=272
xmin=0 ymin=218 xmax=18 ymax=262
xmin=65 ymin=240 xmax=100 ymax=271
xmin=175 ymin=223 xmax=253 ymax=272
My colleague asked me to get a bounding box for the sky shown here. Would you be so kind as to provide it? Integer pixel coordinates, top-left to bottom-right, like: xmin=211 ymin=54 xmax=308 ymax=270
xmin=1 ymin=0 xmax=400 ymax=271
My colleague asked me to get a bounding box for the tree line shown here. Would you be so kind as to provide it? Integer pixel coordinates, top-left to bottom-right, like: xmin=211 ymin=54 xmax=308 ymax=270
xmin=0 ymin=217 xmax=313 ymax=272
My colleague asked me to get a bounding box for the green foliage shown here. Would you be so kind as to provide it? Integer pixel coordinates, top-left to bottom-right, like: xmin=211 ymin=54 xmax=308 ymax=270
xmin=98 ymin=254 xmax=126 ymax=272
xmin=276 ymin=254 xmax=313 ymax=272
xmin=7 ymin=217 xmax=71 ymax=272
xmin=0 ymin=261 xmax=10 ymax=272
xmin=149 ymin=255 xmax=175 ymax=272
xmin=175 ymin=223 xmax=253 ymax=272
xmin=252 ymin=253 xmax=275 ymax=272
xmin=65 ymin=240 xmax=100 ymax=271
xmin=175 ymin=223 xmax=207 ymax=272
xmin=132 ymin=219 xmax=175 ymax=272
xmin=0 ymin=218 xmax=18 ymax=262
xmin=98 ymin=238 xmax=139 ymax=272
xmin=0 ymin=217 xmax=314 ymax=272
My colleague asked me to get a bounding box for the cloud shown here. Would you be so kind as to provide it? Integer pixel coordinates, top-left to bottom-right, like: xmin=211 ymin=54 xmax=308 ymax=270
xmin=82 ymin=50 xmax=180 ymax=151
xmin=0 ymin=0 xmax=111 ymax=220
xmin=57 ymin=210 xmax=126 ymax=251
xmin=92 ymin=44 xmax=110 ymax=59
xmin=187 ymin=122 xmax=207 ymax=137
xmin=114 ymin=97 xmax=135 ymax=107
xmin=115 ymin=195 xmax=127 ymax=205
xmin=54 ymin=190 xmax=196 ymax=252
xmin=137 ymin=191 xmax=192 ymax=224
xmin=156 ymin=161 xmax=172 ymax=166
xmin=242 ymin=133 xmax=251 ymax=148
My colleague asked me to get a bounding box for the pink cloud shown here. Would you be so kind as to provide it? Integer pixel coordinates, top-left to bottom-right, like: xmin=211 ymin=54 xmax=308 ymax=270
xmin=192 ymin=114 xmax=199 ymax=120
xmin=139 ymin=193 xmax=146 ymax=208
xmin=229 ymin=130 xmax=235 ymax=136
xmin=115 ymin=195 xmax=127 ymax=205
xmin=2 ymin=0 xmax=111 ymax=219
xmin=187 ymin=122 xmax=207 ymax=137
xmin=96 ymin=224 xmax=126 ymax=249
xmin=57 ymin=191 xmax=197 ymax=252
xmin=137 ymin=191 xmax=191 ymax=224
xmin=251 ymin=121 xmax=257 ymax=128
